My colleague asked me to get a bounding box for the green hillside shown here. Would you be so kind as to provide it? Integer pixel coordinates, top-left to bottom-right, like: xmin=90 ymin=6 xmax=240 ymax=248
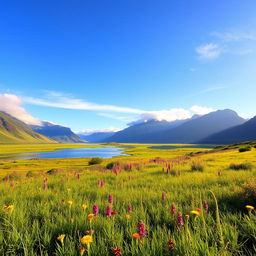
xmin=0 ymin=111 xmax=57 ymax=144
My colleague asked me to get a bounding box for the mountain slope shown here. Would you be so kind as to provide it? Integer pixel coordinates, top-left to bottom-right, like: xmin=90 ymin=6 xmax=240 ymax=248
xmin=105 ymin=109 xmax=246 ymax=143
xmin=105 ymin=119 xmax=189 ymax=143
xmin=77 ymin=132 xmax=115 ymax=143
xmin=198 ymin=116 xmax=256 ymax=144
xmin=156 ymin=109 xmax=246 ymax=143
xmin=30 ymin=121 xmax=86 ymax=143
xmin=0 ymin=112 xmax=56 ymax=144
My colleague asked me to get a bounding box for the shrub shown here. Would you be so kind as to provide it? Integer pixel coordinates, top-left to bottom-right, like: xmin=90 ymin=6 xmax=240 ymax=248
xmin=239 ymin=147 xmax=251 ymax=152
xmin=229 ymin=162 xmax=253 ymax=170
xmin=190 ymin=161 xmax=204 ymax=172
xmin=106 ymin=161 xmax=119 ymax=169
xmin=241 ymin=182 xmax=256 ymax=204
xmin=88 ymin=157 xmax=103 ymax=165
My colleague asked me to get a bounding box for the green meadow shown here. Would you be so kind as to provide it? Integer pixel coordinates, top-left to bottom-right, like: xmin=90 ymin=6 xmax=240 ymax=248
xmin=0 ymin=143 xmax=256 ymax=255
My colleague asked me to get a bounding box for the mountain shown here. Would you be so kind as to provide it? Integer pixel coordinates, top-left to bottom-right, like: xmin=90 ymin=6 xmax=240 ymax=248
xmin=198 ymin=116 xmax=256 ymax=144
xmin=155 ymin=109 xmax=246 ymax=143
xmin=105 ymin=119 xmax=189 ymax=143
xmin=105 ymin=109 xmax=246 ymax=143
xmin=0 ymin=111 xmax=56 ymax=144
xmin=77 ymin=132 xmax=116 ymax=143
xmin=30 ymin=121 xmax=86 ymax=143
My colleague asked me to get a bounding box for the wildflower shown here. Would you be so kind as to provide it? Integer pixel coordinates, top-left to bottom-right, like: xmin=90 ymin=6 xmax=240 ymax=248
xmin=246 ymin=205 xmax=254 ymax=211
xmin=108 ymin=194 xmax=113 ymax=204
xmin=86 ymin=229 xmax=94 ymax=235
xmin=162 ymin=192 xmax=166 ymax=200
xmin=67 ymin=200 xmax=73 ymax=207
xmin=138 ymin=220 xmax=147 ymax=237
xmin=190 ymin=210 xmax=200 ymax=216
xmin=112 ymin=246 xmax=122 ymax=256
xmin=87 ymin=213 xmax=94 ymax=222
xmin=177 ymin=212 xmax=184 ymax=227
xmin=79 ymin=247 xmax=86 ymax=256
xmin=4 ymin=205 xmax=14 ymax=214
xmin=57 ymin=234 xmax=65 ymax=245
xmin=93 ymin=205 xmax=99 ymax=216
xmin=80 ymin=235 xmax=93 ymax=245
xmin=218 ymin=171 xmax=221 ymax=176
xmin=168 ymin=238 xmax=175 ymax=252
xmin=203 ymin=201 xmax=209 ymax=212
xmin=126 ymin=214 xmax=131 ymax=219
xmin=43 ymin=183 xmax=47 ymax=191
xmin=132 ymin=233 xmax=140 ymax=239
xmin=70 ymin=217 xmax=74 ymax=223
xmin=112 ymin=210 xmax=117 ymax=216
xmin=127 ymin=204 xmax=132 ymax=213
xmin=106 ymin=205 xmax=112 ymax=217
xmin=82 ymin=204 xmax=87 ymax=211
xmin=171 ymin=203 xmax=177 ymax=215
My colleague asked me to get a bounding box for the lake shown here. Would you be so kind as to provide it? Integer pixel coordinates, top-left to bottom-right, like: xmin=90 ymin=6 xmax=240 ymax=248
xmin=149 ymin=145 xmax=215 ymax=149
xmin=0 ymin=147 xmax=128 ymax=159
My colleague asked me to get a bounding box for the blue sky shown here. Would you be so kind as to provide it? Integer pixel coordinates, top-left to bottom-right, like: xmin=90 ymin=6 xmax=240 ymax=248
xmin=0 ymin=0 xmax=256 ymax=132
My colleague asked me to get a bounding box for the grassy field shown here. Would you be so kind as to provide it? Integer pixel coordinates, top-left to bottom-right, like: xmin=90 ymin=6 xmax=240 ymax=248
xmin=0 ymin=143 xmax=256 ymax=255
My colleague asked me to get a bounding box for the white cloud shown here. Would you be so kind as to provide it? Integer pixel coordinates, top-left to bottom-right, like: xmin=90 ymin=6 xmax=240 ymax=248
xmin=77 ymin=127 xmax=121 ymax=135
xmin=196 ymin=43 xmax=222 ymax=60
xmin=23 ymin=91 xmax=143 ymax=114
xmin=0 ymin=94 xmax=41 ymax=125
xmin=211 ymin=31 xmax=256 ymax=42
xmin=190 ymin=105 xmax=215 ymax=115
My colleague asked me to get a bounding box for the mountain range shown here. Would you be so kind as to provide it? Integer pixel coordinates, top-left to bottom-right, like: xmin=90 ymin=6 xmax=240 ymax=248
xmin=30 ymin=121 xmax=86 ymax=143
xmin=1 ymin=109 xmax=255 ymax=145
xmin=0 ymin=111 xmax=56 ymax=144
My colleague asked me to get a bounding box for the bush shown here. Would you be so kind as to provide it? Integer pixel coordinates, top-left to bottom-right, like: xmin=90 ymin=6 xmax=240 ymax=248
xmin=106 ymin=161 xmax=119 ymax=169
xmin=241 ymin=182 xmax=256 ymax=204
xmin=88 ymin=157 xmax=103 ymax=165
xmin=229 ymin=162 xmax=253 ymax=170
xmin=239 ymin=147 xmax=251 ymax=152
xmin=190 ymin=161 xmax=204 ymax=172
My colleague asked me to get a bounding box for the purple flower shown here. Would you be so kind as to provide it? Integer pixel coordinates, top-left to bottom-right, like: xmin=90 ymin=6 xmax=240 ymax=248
xmin=127 ymin=204 xmax=132 ymax=213
xmin=138 ymin=220 xmax=147 ymax=237
xmin=93 ymin=205 xmax=99 ymax=216
xmin=203 ymin=200 xmax=209 ymax=212
xmin=106 ymin=205 xmax=112 ymax=217
xmin=171 ymin=203 xmax=177 ymax=215
xmin=101 ymin=180 xmax=105 ymax=187
xmin=177 ymin=213 xmax=184 ymax=226
xmin=168 ymin=238 xmax=175 ymax=252
xmin=108 ymin=194 xmax=113 ymax=204
xmin=43 ymin=183 xmax=47 ymax=191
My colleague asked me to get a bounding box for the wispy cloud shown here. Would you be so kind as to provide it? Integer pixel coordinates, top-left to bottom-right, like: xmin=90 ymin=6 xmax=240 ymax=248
xmin=211 ymin=31 xmax=256 ymax=42
xmin=77 ymin=127 xmax=121 ymax=135
xmin=196 ymin=28 xmax=256 ymax=60
xmin=196 ymin=43 xmax=222 ymax=60
xmin=23 ymin=91 xmax=143 ymax=114
xmin=0 ymin=94 xmax=41 ymax=125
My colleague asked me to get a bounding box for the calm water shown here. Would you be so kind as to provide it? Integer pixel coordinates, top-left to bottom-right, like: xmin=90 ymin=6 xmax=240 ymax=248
xmin=0 ymin=147 xmax=128 ymax=160
xmin=150 ymin=145 xmax=215 ymax=150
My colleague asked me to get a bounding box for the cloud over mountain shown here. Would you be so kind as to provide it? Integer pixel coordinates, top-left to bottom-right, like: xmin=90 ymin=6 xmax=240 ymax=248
xmin=0 ymin=94 xmax=41 ymax=125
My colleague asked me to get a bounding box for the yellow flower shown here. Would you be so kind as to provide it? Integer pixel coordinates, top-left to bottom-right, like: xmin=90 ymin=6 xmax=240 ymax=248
xmin=4 ymin=205 xmax=14 ymax=214
xmin=70 ymin=218 xmax=74 ymax=223
xmin=132 ymin=233 xmax=140 ymax=239
xmin=190 ymin=210 xmax=200 ymax=216
xmin=82 ymin=204 xmax=87 ymax=211
xmin=246 ymin=205 xmax=254 ymax=211
xmin=87 ymin=213 xmax=94 ymax=222
xmin=67 ymin=201 xmax=73 ymax=207
xmin=126 ymin=214 xmax=131 ymax=219
xmin=57 ymin=234 xmax=65 ymax=244
xmin=80 ymin=235 xmax=93 ymax=245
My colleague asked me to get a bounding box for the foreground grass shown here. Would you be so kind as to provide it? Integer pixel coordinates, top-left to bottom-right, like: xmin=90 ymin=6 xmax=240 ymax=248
xmin=0 ymin=144 xmax=256 ymax=255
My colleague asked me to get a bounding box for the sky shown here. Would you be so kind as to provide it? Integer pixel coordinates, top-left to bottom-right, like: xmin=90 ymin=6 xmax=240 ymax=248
xmin=0 ymin=0 xmax=256 ymax=133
